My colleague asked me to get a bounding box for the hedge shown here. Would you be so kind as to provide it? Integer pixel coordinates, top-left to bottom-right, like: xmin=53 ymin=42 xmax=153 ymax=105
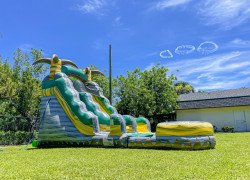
xmin=222 ymin=126 xmax=234 ymax=133
xmin=0 ymin=131 xmax=37 ymax=145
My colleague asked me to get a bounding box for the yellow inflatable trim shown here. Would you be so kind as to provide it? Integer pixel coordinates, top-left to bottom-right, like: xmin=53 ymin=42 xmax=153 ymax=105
xmin=110 ymin=125 xmax=122 ymax=136
xmin=126 ymin=125 xmax=133 ymax=133
xmin=156 ymin=122 xmax=214 ymax=136
xmin=49 ymin=60 xmax=62 ymax=79
xmin=42 ymin=87 xmax=54 ymax=97
xmin=99 ymin=124 xmax=110 ymax=132
xmin=137 ymin=124 xmax=149 ymax=133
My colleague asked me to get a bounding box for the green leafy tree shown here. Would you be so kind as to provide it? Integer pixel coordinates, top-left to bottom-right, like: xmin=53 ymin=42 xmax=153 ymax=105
xmin=0 ymin=56 xmax=21 ymax=131
xmin=0 ymin=48 xmax=46 ymax=132
xmin=115 ymin=68 xmax=155 ymax=116
xmin=115 ymin=65 xmax=178 ymax=117
xmin=174 ymin=81 xmax=195 ymax=95
xmin=0 ymin=56 xmax=17 ymax=99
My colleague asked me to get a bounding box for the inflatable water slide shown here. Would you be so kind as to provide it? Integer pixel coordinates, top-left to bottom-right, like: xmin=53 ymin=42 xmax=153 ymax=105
xmin=32 ymin=54 xmax=216 ymax=150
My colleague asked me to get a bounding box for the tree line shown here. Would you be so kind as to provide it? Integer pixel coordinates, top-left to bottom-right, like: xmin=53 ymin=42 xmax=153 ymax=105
xmin=0 ymin=48 xmax=47 ymax=144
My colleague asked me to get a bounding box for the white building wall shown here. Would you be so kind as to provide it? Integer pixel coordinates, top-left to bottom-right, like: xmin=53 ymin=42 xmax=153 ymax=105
xmin=245 ymin=109 xmax=250 ymax=131
xmin=176 ymin=106 xmax=250 ymax=132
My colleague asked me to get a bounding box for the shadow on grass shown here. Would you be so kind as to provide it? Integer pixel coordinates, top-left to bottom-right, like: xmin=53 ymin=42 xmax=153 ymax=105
xmin=22 ymin=144 xmax=215 ymax=152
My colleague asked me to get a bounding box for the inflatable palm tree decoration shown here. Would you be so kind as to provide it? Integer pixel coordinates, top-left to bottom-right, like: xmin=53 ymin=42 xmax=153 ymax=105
xmin=33 ymin=54 xmax=78 ymax=79
xmin=84 ymin=67 xmax=104 ymax=81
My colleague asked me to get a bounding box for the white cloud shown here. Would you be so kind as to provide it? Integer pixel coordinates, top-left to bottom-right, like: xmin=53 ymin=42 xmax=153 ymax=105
xmin=113 ymin=16 xmax=122 ymax=27
xmin=151 ymin=0 xmax=250 ymax=29
xmin=170 ymin=51 xmax=244 ymax=76
xmin=175 ymin=45 xmax=195 ymax=55
xmin=197 ymin=41 xmax=219 ymax=55
xmin=160 ymin=50 xmax=173 ymax=58
xmin=152 ymin=0 xmax=192 ymax=10
xmin=196 ymin=77 xmax=250 ymax=90
xmin=241 ymin=70 xmax=250 ymax=75
xmin=228 ymin=38 xmax=250 ymax=48
xmin=76 ymin=0 xmax=106 ymax=16
xmin=197 ymin=0 xmax=250 ymax=30
xmin=146 ymin=51 xmax=250 ymax=90
xmin=197 ymin=73 xmax=214 ymax=81
xmin=145 ymin=52 xmax=158 ymax=57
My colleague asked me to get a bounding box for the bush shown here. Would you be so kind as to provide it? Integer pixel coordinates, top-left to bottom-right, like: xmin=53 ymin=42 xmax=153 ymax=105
xmin=222 ymin=126 xmax=234 ymax=133
xmin=0 ymin=131 xmax=35 ymax=145
xmin=213 ymin=125 xmax=218 ymax=132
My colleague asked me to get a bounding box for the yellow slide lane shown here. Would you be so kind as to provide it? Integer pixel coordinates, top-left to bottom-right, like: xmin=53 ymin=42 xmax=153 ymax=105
xmin=91 ymin=95 xmax=111 ymax=115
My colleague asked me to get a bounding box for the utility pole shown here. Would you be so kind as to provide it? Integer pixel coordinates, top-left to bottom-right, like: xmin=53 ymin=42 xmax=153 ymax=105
xmin=109 ymin=44 xmax=112 ymax=105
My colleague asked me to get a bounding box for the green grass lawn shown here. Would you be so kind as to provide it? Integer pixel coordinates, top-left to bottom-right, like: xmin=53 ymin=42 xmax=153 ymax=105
xmin=0 ymin=133 xmax=249 ymax=180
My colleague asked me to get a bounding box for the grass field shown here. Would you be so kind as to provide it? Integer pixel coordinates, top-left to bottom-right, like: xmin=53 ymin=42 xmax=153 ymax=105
xmin=0 ymin=133 xmax=249 ymax=179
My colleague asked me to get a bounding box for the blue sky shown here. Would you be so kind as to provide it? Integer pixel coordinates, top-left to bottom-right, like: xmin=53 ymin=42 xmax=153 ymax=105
xmin=0 ymin=0 xmax=250 ymax=90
